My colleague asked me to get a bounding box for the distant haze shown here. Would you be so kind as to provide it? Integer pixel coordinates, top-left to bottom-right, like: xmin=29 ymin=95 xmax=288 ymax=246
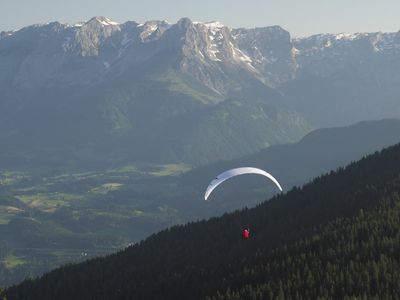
xmin=1 ymin=0 xmax=399 ymax=37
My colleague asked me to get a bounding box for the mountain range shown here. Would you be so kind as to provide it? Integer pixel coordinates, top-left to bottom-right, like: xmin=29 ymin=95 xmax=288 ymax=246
xmin=0 ymin=17 xmax=309 ymax=167
xmin=2 ymin=17 xmax=400 ymax=167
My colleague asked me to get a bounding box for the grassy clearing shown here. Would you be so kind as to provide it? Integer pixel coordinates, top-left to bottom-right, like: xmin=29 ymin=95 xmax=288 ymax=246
xmin=2 ymin=254 xmax=26 ymax=269
xmin=0 ymin=206 xmax=24 ymax=224
xmin=149 ymin=164 xmax=191 ymax=176
xmin=15 ymin=193 xmax=83 ymax=212
xmin=0 ymin=213 xmax=11 ymax=225
xmin=109 ymin=165 xmax=138 ymax=173
xmin=109 ymin=163 xmax=191 ymax=176
xmin=50 ymin=171 xmax=96 ymax=180
xmin=91 ymin=183 xmax=123 ymax=195
xmin=0 ymin=170 xmax=29 ymax=186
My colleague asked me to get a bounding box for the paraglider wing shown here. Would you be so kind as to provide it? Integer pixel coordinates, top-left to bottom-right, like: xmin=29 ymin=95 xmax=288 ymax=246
xmin=204 ymin=167 xmax=283 ymax=200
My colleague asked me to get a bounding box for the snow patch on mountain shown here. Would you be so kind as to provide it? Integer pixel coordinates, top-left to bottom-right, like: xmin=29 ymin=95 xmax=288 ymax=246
xmin=94 ymin=17 xmax=120 ymax=26
xmin=229 ymin=41 xmax=252 ymax=63
xmin=203 ymin=21 xmax=225 ymax=29
xmin=139 ymin=22 xmax=161 ymax=41
xmin=73 ymin=22 xmax=84 ymax=28
xmin=295 ymin=31 xmax=400 ymax=56
xmin=121 ymin=33 xmax=132 ymax=46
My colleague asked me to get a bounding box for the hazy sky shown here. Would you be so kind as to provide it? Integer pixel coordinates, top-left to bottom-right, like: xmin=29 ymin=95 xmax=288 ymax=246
xmin=1 ymin=0 xmax=399 ymax=37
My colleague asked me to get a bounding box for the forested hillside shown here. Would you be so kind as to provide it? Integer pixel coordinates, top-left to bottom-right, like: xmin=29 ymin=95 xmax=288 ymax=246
xmin=3 ymin=143 xmax=400 ymax=299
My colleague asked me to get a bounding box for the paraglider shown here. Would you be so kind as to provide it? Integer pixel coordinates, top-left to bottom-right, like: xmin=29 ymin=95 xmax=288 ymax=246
xmin=204 ymin=167 xmax=282 ymax=240
xmin=204 ymin=167 xmax=283 ymax=201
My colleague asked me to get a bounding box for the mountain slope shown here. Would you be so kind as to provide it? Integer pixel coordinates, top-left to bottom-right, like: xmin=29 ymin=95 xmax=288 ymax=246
xmin=211 ymin=197 xmax=400 ymax=299
xmin=4 ymin=141 xmax=400 ymax=299
xmin=177 ymin=118 xmax=400 ymax=211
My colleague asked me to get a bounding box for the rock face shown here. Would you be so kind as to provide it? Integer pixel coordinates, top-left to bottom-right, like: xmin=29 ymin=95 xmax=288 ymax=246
xmin=232 ymin=26 xmax=297 ymax=87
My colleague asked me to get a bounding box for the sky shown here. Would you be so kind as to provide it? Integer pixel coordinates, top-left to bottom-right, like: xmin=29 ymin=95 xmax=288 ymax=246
xmin=1 ymin=0 xmax=399 ymax=37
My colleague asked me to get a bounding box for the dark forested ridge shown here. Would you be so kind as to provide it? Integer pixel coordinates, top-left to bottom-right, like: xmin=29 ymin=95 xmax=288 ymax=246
xmin=3 ymin=143 xmax=400 ymax=299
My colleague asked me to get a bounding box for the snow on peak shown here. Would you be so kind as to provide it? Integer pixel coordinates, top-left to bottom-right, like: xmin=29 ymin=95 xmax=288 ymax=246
xmin=203 ymin=22 xmax=225 ymax=62
xmin=333 ymin=32 xmax=360 ymax=41
xmin=371 ymin=32 xmax=399 ymax=52
xmin=203 ymin=21 xmax=225 ymax=29
xmin=292 ymin=47 xmax=300 ymax=56
xmin=98 ymin=17 xmax=119 ymax=26
xmin=229 ymin=41 xmax=252 ymax=63
xmin=88 ymin=16 xmax=120 ymax=26
xmin=140 ymin=21 xmax=161 ymax=40
xmin=73 ymin=22 xmax=85 ymax=28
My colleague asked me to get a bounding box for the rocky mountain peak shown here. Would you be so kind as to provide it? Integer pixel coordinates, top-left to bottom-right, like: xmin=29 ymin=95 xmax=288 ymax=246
xmin=67 ymin=17 xmax=121 ymax=56
xmin=86 ymin=16 xmax=120 ymax=27
xmin=232 ymin=25 xmax=296 ymax=86
xmin=138 ymin=20 xmax=170 ymax=41
xmin=176 ymin=17 xmax=193 ymax=29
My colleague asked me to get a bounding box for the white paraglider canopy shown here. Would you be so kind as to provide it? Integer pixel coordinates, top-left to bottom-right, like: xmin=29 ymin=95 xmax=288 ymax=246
xmin=204 ymin=167 xmax=283 ymax=200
